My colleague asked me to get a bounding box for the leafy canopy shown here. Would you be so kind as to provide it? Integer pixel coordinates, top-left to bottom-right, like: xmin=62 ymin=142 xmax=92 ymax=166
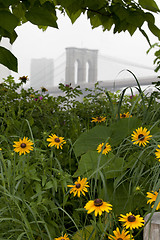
xmin=0 ymin=0 xmax=160 ymax=72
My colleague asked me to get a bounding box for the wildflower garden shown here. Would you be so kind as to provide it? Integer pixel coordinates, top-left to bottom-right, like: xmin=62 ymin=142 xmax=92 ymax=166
xmin=0 ymin=75 xmax=159 ymax=240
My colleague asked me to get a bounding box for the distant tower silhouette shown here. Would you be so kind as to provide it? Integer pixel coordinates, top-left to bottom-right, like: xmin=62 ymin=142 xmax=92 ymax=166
xmin=65 ymin=47 xmax=98 ymax=85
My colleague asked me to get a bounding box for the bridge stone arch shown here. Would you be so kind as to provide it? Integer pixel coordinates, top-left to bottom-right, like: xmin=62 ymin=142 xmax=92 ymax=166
xmin=65 ymin=47 xmax=98 ymax=85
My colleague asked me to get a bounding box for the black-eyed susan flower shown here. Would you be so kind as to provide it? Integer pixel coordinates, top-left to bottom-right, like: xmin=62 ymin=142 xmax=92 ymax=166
xmin=131 ymin=127 xmax=152 ymax=147
xmin=84 ymin=198 xmax=112 ymax=216
xmin=155 ymin=145 xmax=160 ymax=161
xmin=47 ymin=134 xmax=66 ymax=149
xmin=147 ymin=190 xmax=160 ymax=210
xmin=120 ymin=112 xmax=132 ymax=119
xmin=67 ymin=177 xmax=89 ymax=197
xmin=108 ymin=227 xmax=134 ymax=240
xmin=97 ymin=142 xmax=111 ymax=155
xmin=91 ymin=116 xmax=106 ymax=123
xmin=119 ymin=212 xmax=144 ymax=230
xmin=54 ymin=233 xmax=69 ymax=240
xmin=13 ymin=137 xmax=34 ymax=155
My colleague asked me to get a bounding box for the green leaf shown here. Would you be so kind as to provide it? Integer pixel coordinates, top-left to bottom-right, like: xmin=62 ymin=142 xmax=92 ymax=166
xmin=139 ymin=0 xmax=160 ymax=12
xmin=0 ymin=46 xmax=17 ymax=72
xmin=73 ymin=151 xmax=124 ymax=179
xmin=112 ymin=4 xmax=129 ymax=21
xmin=126 ymin=11 xmax=144 ymax=28
xmin=25 ymin=5 xmax=58 ymax=28
xmin=39 ymin=0 xmax=53 ymax=4
xmin=0 ymin=10 xmax=19 ymax=33
xmin=148 ymin=22 xmax=160 ymax=40
xmin=90 ymin=15 xmax=102 ymax=28
xmin=73 ymin=126 xmax=112 ymax=157
xmin=0 ymin=27 xmax=17 ymax=44
xmin=74 ymin=118 xmax=141 ymax=157
xmin=66 ymin=9 xmax=82 ymax=24
xmin=72 ymin=225 xmax=96 ymax=240
xmin=101 ymin=16 xmax=114 ymax=31
xmin=106 ymin=180 xmax=146 ymax=215
xmin=44 ymin=181 xmax=54 ymax=189
xmin=110 ymin=117 xmax=141 ymax=146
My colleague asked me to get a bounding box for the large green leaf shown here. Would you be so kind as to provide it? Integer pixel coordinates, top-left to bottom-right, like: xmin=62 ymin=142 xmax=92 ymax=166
xmin=0 ymin=10 xmax=19 ymax=33
xmin=106 ymin=180 xmax=147 ymax=215
xmin=72 ymin=225 xmax=96 ymax=240
xmin=109 ymin=117 xmax=142 ymax=146
xmin=73 ymin=118 xmax=141 ymax=157
xmin=139 ymin=0 xmax=160 ymax=12
xmin=73 ymin=151 xmax=124 ymax=179
xmin=73 ymin=126 xmax=112 ymax=157
xmin=25 ymin=5 xmax=58 ymax=28
xmin=0 ymin=46 xmax=17 ymax=72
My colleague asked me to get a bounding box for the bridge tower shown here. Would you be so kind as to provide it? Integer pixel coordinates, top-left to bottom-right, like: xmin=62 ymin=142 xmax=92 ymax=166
xmin=65 ymin=47 xmax=98 ymax=85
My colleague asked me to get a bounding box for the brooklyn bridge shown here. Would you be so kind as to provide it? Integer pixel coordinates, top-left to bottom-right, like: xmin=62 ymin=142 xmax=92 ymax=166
xmin=30 ymin=47 xmax=158 ymax=95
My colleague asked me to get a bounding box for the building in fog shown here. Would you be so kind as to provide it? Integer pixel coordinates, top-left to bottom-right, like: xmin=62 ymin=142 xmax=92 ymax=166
xmin=30 ymin=58 xmax=54 ymax=89
xmin=65 ymin=47 xmax=98 ymax=85
xmin=29 ymin=47 xmax=158 ymax=96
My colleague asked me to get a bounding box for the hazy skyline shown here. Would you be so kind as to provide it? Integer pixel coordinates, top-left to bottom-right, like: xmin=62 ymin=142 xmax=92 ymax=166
xmin=11 ymin=8 xmax=160 ymax=84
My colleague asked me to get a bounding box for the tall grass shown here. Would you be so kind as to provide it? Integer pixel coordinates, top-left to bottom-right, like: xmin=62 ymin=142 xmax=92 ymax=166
xmin=0 ymin=75 xmax=159 ymax=239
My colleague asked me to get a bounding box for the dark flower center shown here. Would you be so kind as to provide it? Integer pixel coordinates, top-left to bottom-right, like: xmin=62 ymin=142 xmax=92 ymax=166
xmin=138 ymin=134 xmax=144 ymax=140
xmin=128 ymin=215 xmax=136 ymax=222
xmin=55 ymin=138 xmax=60 ymax=143
xmin=97 ymin=117 xmax=102 ymax=120
xmin=117 ymin=238 xmax=123 ymax=240
xmin=102 ymin=145 xmax=107 ymax=150
xmin=76 ymin=183 xmax=81 ymax=188
xmin=21 ymin=143 xmax=26 ymax=148
xmin=121 ymin=114 xmax=126 ymax=118
xmin=94 ymin=199 xmax=103 ymax=206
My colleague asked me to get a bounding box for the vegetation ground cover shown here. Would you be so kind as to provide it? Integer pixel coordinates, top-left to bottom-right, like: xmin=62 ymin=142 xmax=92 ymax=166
xmin=0 ymin=75 xmax=160 ymax=239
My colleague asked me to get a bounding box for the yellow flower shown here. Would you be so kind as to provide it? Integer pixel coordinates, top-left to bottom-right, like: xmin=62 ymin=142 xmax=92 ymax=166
xmin=91 ymin=116 xmax=106 ymax=123
xmin=97 ymin=142 xmax=111 ymax=155
xmin=84 ymin=198 xmax=112 ymax=216
xmin=108 ymin=227 xmax=134 ymax=240
xmin=120 ymin=112 xmax=132 ymax=119
xmin=13 ymin=137 xmax=34 ymax=155
xmin=119 ymin=212 xmax=144 ymax=230
xmin=131 ymin=127 xmax=152 ymax=147
xmin=54 ymin=233 xmax=69 ymax=240
xmin=136 ymin=186 xmax=141 ymax=191
xmin=0 ymin=148 xmax=2 ymax=151
xmin=155 ymin=145 xmax=160 ymax=161
xmin=147 ymin=190 xmax=160 ymax=210
xmin=47 ymin=134 xmax=66 ymax=149
xmin=67 ymin=177 xmax=89 ymax=197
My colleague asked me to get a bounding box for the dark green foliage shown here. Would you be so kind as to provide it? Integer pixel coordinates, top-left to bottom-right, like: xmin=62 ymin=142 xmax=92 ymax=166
xmin=0 ymin=76 xmax=160 ymax=239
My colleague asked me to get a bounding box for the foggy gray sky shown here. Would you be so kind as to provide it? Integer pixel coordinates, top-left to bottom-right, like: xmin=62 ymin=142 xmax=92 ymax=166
xmin=11 ymin=7 xmax=160 ymax=84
